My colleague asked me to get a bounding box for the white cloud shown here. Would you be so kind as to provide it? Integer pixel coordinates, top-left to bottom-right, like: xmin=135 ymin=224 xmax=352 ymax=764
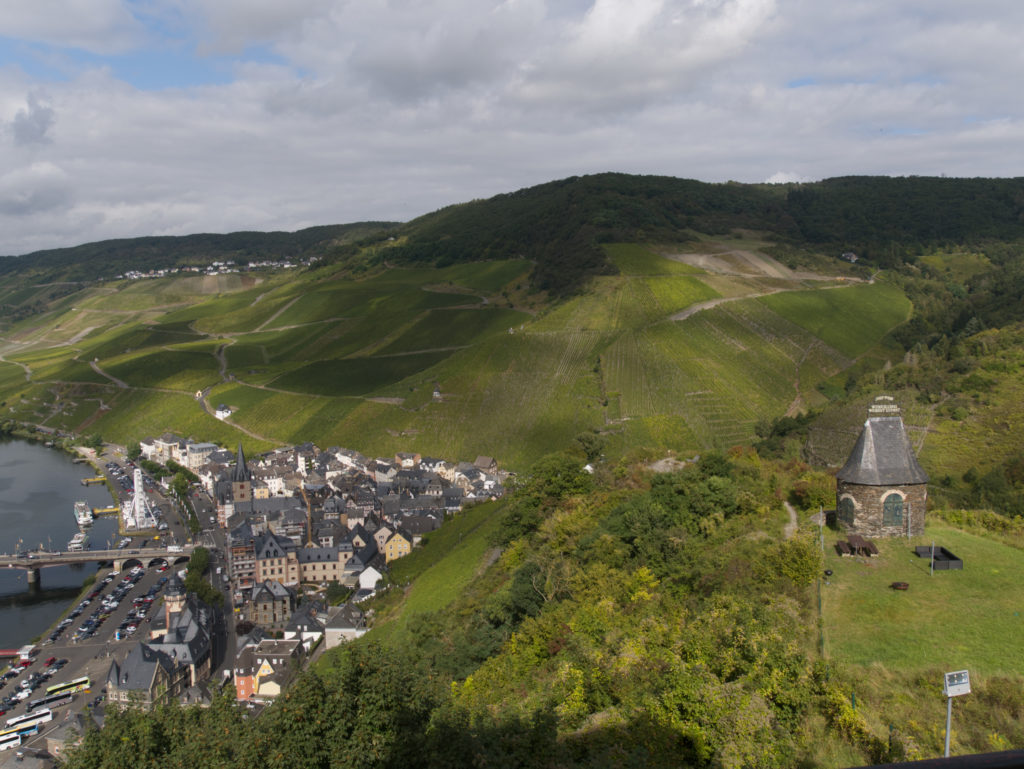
xmin=9 ymin=93 xmax=56 ymax=145
xmin=0 ymin=1 xmax=145 ymax=53
xmin=0 ymin=162 xmax=71 ymax=217
xmin=0 ymin=0 xmax=1024 ymax=255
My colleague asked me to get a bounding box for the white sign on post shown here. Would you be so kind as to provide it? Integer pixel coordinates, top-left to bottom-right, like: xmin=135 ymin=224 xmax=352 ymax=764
xmin=944 ymin=670 xmax=971 ymax=697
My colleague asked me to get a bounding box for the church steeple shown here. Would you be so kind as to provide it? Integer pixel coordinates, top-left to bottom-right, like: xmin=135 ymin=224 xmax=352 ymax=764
xmin=233 ymin=443 xmax=252 ymax=483
xmin=231 ymin=443 xmax=253 ymax=513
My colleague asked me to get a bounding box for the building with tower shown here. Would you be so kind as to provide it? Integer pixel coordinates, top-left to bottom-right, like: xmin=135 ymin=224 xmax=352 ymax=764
xmin=228 ymin=442 xmax=254 ymax=520
xmin=835 ymin=396 xmax=929 ymax=537
xmin=106 ymin=575 xmax=213 ymax=709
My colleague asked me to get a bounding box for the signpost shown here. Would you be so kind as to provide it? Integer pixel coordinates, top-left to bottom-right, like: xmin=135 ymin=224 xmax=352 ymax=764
xmin=943 ymin=670 xmax=971 ymax=757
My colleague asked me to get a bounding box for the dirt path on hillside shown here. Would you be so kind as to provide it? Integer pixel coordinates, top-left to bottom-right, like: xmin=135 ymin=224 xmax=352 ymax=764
xmin=784 ymin=501 xmax=798 ymax=539
xmin=256 ymin=295 xmax=301 ymax=332
xmin=0 ymin=346 xmax=32 ymax=382
xmin=66 ymin=326 xmax=97 ymax=345
xmin=670 ymin=289 xmax=787 ymax=322
xmin=668 ymin=249 xmax=863 ymax=323
xmin=664 ymin=248 xmax=845 ymax=282
xmin=90 ymin=360 xmax=129 ymax=389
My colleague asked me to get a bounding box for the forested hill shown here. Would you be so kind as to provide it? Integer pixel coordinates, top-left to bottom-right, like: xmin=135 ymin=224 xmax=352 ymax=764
xmin=0 ymin=222 xmax=396 ymax=283
xmin=6 ymin=174 xmax=1024 ymax=295
xmin=389 ymin=174 xmax=1024 ymax=295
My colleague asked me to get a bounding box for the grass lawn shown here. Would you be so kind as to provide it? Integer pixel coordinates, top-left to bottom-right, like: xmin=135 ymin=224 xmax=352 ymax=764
xmin=822 ymin=524 xmax=1024 ymax=676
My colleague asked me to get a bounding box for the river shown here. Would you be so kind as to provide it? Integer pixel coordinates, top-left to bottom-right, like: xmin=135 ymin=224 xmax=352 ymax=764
xmin=0 ymin=439 xmax=120 ymax=649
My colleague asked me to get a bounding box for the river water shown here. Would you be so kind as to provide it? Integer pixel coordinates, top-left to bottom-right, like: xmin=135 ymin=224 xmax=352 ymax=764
xmin=0 ymin=440 xmax=120 ymax=649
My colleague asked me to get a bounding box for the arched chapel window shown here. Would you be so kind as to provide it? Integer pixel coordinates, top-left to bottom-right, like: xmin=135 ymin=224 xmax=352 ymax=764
xmin=883 ymin=493 xmax=903 ymax=527
xmin=839 ymin=497 xmax=855 ymax=526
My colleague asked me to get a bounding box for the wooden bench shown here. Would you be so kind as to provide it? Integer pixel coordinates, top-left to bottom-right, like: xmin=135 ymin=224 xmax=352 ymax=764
xmin=835 ymin=540 xmax=852 ymax=556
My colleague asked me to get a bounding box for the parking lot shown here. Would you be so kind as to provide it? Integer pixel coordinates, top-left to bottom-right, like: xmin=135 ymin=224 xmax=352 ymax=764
xmin=0 ymin=556 xmax=176 ymax=746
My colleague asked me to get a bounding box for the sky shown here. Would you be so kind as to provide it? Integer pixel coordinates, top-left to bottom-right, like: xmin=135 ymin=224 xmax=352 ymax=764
xmin=1 ymin=0 xmax=1023 ymax=256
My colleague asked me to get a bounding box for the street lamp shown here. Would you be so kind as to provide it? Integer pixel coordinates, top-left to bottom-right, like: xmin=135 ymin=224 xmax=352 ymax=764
xmin=943 ymin=670 xmax=970 ymax=757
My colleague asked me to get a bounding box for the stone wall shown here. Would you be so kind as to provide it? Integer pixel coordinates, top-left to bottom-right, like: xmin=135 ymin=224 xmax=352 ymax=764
xmin=836 ymin=481 xmax=927 ymax=537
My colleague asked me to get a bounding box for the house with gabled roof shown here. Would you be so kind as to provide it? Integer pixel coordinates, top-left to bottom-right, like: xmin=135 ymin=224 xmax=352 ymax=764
xmin=372 ymin=523 xmax=394 ymax=553
xmin=384 ymin=528 xmax=413 ymax=563
xmin=344 ymin=540 xmax=380 ymax=575
xmin=359 ymin=565 xmax=383 ymax=591
xmin=348 ymin=523 xmax=373 ymax=550
xmin=474 ymin=455 xmax=498 ymax=473
xmin=254 ymin=531 xmax=300 ymax=585
xmin=395 ymin=451 xmax=421 ymax=468
xmin=401 ymin=512 xmax=442 ymax=544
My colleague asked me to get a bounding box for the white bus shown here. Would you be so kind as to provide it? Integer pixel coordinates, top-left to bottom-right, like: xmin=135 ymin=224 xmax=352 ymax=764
xmin=0 ymin=732 xmax=21 ymax=751
xmin=4 ymin=708 xmax=52 ymax=730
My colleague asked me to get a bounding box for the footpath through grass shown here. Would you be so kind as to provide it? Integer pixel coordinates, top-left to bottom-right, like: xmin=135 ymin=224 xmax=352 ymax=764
xmin=822 ymin=524 xmax=1024 ymax=675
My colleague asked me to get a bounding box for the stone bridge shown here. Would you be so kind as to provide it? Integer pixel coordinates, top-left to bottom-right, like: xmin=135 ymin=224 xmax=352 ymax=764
xmin=0 ymin=545 xmax=195 ymax=586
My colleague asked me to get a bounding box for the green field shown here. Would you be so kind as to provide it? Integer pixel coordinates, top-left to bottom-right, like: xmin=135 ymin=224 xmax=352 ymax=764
xmin=759 ymin=280 xmax=911 ymax=358
xmin=822 ymin=525 xmax=1024 ymax=675
xmin=604 ymin=243 xmax=704 ymax=275
xmin=377 ymin=307 xmax=528 ymax=355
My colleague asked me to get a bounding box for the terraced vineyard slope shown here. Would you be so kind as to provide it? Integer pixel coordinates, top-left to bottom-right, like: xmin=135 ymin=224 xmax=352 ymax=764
xmin=0 ymin=238 xmax=906 ymax=468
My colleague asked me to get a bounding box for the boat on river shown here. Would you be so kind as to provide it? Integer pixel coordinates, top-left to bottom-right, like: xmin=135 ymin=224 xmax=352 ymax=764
xmin=66 ymin=532 xmax=89 ymax=552
xmin=73 ymin=501 xmax=93 ymax=527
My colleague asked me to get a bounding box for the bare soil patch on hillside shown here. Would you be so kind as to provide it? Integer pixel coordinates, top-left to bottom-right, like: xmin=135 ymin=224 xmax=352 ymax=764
xmin=662 ymin=248 xmax=832 ymax=281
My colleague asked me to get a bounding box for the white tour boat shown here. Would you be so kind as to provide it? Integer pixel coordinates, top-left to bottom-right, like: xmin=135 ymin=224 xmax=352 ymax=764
xmin=74 ymin=500 xmax=94 ymax=527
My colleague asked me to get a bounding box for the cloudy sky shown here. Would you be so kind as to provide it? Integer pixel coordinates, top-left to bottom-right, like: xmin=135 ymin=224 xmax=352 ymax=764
xmin=1 ymin=0 xmax=1022 ymax=256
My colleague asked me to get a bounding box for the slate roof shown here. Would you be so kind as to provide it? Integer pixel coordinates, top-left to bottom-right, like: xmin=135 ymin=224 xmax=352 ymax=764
xmin=108 ymin=642 xmax=176 ymax=692
xmin=252 ymin=579 xmax=295 ymax=603
xmin=285 ymin=601 xmax=326 ymax=634
xmin=328 ymin=603 xmax=365 ymax=630
xmin=298 ymin=544 xmax=339 ymax=564
xmin=837 ymin=415 xmax=929 ymax=486
xmin=255 ymin=532 xmax=295 ymax=559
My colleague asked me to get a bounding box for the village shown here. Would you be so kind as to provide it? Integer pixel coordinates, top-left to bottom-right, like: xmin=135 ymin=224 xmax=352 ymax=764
xmin=104 ymin=434 xmax=508 ymax=710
